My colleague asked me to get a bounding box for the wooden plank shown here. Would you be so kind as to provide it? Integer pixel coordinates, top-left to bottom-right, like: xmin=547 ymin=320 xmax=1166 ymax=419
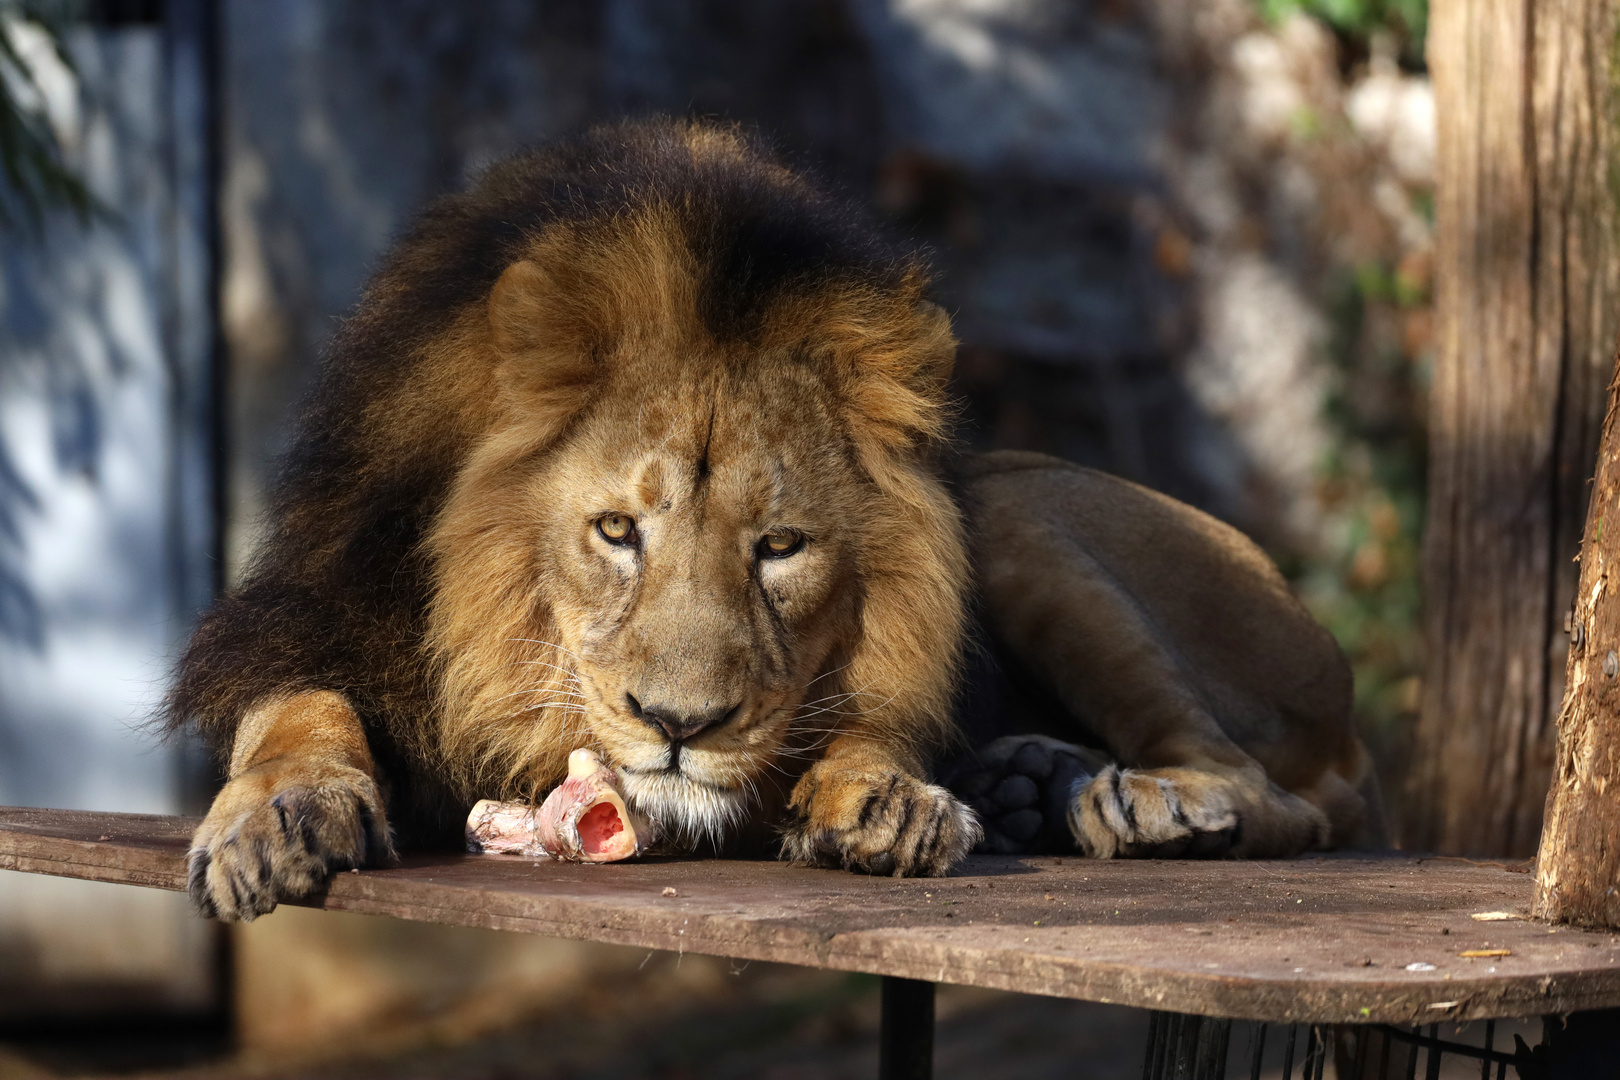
xmin=3 ymin=806 xmax=1619 ymax=1023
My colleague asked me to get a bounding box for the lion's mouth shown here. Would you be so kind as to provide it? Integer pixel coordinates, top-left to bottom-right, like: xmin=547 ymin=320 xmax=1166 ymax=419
xmin=616 ymin=761 xmax=738 ymax=794
xmin=612 ymin=759 xmax=753 ymax=846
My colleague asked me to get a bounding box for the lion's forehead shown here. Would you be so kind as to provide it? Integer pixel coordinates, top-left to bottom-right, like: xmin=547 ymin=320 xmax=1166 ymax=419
xmin=618 ymin=447 xmax=854 ymax=526
xmin=605 ymin=363 xmax=838 ymax=440
xmin=583 ymin=373 xmax=860 ymax=517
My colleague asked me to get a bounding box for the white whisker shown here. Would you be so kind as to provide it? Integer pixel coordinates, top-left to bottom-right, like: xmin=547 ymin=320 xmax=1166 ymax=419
xmin=517 ymin=659 xmax=584 ymax=681
xmin=506 ymin=637 xmax=584 ymax=661
xmin=805 ymin=661 xmax=853 ymax=688
xmin=489 ymin=685 xmax=586 ymax=705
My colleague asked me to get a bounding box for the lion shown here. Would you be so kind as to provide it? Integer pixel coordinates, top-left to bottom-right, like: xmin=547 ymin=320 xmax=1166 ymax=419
xmin=169 ymin=119 xmax=1380 ymax=922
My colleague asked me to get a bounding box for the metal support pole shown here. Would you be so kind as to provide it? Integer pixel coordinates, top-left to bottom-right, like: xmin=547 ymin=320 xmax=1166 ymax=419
xmin=879 ymin=976 xmax=934 ymax=1080
xmin=1143 ymin=1011 xmax=1235 ymax=1080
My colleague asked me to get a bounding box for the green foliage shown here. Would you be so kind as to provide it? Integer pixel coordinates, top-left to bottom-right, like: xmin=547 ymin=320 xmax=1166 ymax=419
xmin=1259 ymin=0 xmax=1427 ymax=66
xmin=1299 ymin=258 xmax=1430 ymax=749
xmin=0 ymin=0 xmax=96 ymax=232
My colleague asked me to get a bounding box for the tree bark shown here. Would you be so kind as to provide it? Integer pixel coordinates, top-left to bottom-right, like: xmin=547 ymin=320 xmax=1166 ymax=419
xmin=1535 ymin=360 xmax=1620 ymax=927
xmin=1408 ymin=0 xmax=1620 ymax=857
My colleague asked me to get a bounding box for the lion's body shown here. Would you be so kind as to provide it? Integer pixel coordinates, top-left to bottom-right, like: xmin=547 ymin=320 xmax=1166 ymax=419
xmin=172 ymin=121 xmax=1378 ymax=922
xmin=956 ymin=452 xmax=1382 ymax=857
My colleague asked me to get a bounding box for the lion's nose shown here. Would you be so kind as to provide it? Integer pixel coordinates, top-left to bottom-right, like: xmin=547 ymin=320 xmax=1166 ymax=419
xmin=627 ymin=694 xmax=740 ymax=743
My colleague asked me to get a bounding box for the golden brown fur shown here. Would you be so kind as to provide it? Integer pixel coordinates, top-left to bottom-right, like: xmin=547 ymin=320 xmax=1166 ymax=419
xmin=424 ymin=204 xmax=975 ymax=851
xmin=958 ymin=451 xmax=1383 ymax=858
xmin=187 ymin=692 xmax=392 ymax=920
xmin=173 ymin=120 xmax=1377 ymax=923
xmin=177 ymin=122 xmax=983 ymax=920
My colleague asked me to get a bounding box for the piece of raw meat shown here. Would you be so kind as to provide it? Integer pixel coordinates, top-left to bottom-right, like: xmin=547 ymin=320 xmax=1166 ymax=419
xmin=465 ymin=748 xmax=654 ymax=862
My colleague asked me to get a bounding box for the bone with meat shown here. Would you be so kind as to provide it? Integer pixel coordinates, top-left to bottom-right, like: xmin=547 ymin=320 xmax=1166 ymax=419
xmin=465 ymin=748 xmax=656 ymax=862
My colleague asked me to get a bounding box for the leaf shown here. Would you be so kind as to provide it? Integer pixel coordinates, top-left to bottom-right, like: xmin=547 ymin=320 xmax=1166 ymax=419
xmin=0 ymin=1 xmax=104 ymax=234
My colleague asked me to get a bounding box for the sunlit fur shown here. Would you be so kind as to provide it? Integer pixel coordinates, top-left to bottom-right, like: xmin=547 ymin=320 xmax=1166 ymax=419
xmin=424 ymin=200 xmax=966 ymax=845
xmin=170 ymin=120 xmax=968 ymax=854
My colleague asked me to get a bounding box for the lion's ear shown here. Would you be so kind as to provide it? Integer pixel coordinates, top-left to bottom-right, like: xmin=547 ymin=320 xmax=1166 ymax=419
xmin=822 ymin=290 xmax=956 ymax=450
xmin=487 ymin=259 xmax=601 ymax=415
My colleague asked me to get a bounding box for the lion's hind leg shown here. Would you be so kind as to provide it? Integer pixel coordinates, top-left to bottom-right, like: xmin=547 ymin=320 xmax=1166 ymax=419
xmin=1070 ymin=764 xmax=1330 ymax=859
xmin=942 ymin=736 xmax=1331 ymax=859
xmin=961 ymin=451 xmax=1367 ymax=861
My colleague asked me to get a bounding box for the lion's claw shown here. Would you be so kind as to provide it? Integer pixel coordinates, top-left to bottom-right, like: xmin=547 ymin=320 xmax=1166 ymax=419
xmin=785 ymin=770 xmax=981 ymax=877
xmin=187 ymin=765 xmax=394 ymax=922
xmin=1069 ymin=765 xmax=1239 ymax=859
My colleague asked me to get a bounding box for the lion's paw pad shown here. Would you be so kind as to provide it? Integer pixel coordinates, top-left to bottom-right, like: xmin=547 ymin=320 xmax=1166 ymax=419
xmin=1069 ymin=765 xmax=1238 ymax=859
xmin=940 ymin=736 xmax=1104 ymax=855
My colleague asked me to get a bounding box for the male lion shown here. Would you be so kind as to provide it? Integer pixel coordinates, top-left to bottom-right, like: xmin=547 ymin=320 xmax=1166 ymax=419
xmin=170 ymin=120 xmax=1380 ymax=921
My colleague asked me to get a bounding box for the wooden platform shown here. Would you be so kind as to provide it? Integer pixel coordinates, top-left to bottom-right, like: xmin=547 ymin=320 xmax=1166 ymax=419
xmin=3 ymin=806 xmax=1618 ymax=1025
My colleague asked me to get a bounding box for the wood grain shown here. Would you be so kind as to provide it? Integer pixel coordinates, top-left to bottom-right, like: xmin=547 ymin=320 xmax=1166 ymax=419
xmin=4 ymin=807 xmax=1620 ymax=1023
xmin=1413 ymin=0 xmax=1620 ymax=857
xmin=1536 ymin=359 xmax=1620 ymax=927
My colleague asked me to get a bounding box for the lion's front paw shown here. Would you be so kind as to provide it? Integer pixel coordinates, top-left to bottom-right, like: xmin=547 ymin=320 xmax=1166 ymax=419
xmin=784 ymin=770 xmax=982 ymax=877
xmin=1068 ymin=765 xmax=1241 ymax=859
xmin=187 ymin=760 xmax=394 ymax=922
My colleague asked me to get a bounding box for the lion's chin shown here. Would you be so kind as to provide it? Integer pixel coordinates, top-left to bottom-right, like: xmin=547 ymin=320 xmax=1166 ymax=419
xmin=615 ymin=765 xmax=752 ymax=848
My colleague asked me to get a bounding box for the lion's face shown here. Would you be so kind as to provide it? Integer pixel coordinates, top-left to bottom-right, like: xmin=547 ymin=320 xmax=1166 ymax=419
xmin=427 ymin=207 xmax=966 ymax=849
xmin=529 ymin=360 xmax=867 ymax=837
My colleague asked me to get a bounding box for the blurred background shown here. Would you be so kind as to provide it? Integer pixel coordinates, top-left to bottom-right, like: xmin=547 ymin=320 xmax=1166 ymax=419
xmin=0 ymin=0 xmax=1434 ymax=1075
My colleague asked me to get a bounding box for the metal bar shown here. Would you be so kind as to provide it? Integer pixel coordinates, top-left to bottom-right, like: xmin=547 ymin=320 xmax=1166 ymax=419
xmin=878 ymin=977 xmax=933 ymax=1080
xmin=1148 ymin=1012 xmax=1173 ymax=1080
xmin=1194 ymin=1015 xmax=1230 ymax=1080
xmin=1155 ymin=1012 xmax=1174 ymax=1080
xmin=1480 ymin=1019 xmax=1493 ymax=1080
xmin=1371 ymin=1024 xmax=1519 ymax=1068
xmin=1143 ymin=1011 xmax=1163 ymax=1080
xmin=1424 ymin=1024 xmax=1441 ymax=1080
xmin=1281 ymin=1024 xmax=1298 ymax=1080
xmin=1248 ymin=1022 xmax=1267 ymax=1080
xmin=1174 ymin=1014 xmax=1197 ymax=1079
xmin=1351 ymin=1025 xmax=1368 ymax=1080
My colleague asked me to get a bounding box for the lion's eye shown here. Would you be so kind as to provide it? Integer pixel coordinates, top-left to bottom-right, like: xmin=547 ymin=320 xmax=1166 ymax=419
xmin=759 ymin=529 xmax=803 ymax=558
xmin=597 ymin=513 xmax=636 ymax=544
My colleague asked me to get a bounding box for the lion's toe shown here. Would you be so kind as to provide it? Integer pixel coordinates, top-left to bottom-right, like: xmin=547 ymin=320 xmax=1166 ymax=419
xmin=787 ymin=772 xmax=981 ymax=877
xmin=188 ymin=771 xmax=393 ymax=922
xmin=189 ymin=807 xmax=325 ymax=923
xmin=1069 ymin=765 xmax=1239 ymax=859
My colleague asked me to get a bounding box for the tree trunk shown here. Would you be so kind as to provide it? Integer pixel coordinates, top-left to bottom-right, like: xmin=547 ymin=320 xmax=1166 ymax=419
xmin=1408 ymin=0 xmax=1620 ymax=857
xmin=1535 ymin=360 xmax=1620 ymax=927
